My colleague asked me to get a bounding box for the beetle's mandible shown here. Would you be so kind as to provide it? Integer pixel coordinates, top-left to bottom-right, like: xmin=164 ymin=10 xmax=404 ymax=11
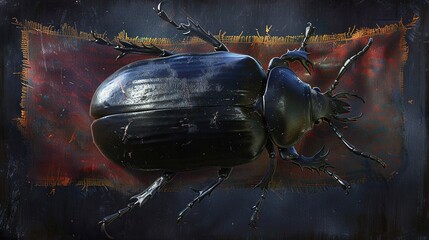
xmin=90 ymin=2 xmax=386 ymax=238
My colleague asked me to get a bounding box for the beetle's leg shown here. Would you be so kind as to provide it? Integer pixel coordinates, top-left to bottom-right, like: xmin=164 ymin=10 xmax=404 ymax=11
xmin=98 ymin=172 xmax=175 ymax=239
xmin=254 ymin=140 xmax=277 ymax=189
xmin=269 ymin=23 xmax=315 ymax=74
xmin=279 ymin=146 xmax=351 ymax=194
xmin=249 ymin=140 xmax=277 ymax=228
xmin=91 ymin=31 xmax=174 ymax=60
xmin=279 ymin=146 xmax=331 ymax=172
xmin=249 ymin=188 xmax=268 ymax=229
xmin=177 ymin=167 xmax=232 ymax=223
xmin=154 ymin=2 xmax=229 ymax=52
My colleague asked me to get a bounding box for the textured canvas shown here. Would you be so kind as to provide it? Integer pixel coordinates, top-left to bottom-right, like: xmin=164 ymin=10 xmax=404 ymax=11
xmin=18 ymin=20 xmax=410 ymax=191
xmin=1 ymin=1 xmax=427 ymax=239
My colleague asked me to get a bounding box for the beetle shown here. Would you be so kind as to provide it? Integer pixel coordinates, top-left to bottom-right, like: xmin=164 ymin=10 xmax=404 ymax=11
xmin=90 ymin=2 xmax=386 ymax=238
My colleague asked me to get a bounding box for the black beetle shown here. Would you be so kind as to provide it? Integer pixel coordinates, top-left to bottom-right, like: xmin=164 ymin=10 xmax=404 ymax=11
xmin=90 ymin=2 xmax=386 ymax=238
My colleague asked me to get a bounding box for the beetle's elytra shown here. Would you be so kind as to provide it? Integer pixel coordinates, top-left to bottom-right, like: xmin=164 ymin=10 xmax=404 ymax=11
xmin=90 ymin=2 xmax=386 ymax=238
xmin=91 ymin=52 xmax=267 ymax=170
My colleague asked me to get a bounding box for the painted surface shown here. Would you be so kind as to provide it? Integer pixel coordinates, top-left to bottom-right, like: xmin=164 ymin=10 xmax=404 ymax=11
xmin=0 ymin=0 xmax=427 ymax=239
xmin=18 ymin=20 xmax=405 ymax=190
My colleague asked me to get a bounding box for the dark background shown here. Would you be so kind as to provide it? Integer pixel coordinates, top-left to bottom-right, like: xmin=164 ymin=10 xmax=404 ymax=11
xmin=0 ymin=0 xmax=428 ymax=239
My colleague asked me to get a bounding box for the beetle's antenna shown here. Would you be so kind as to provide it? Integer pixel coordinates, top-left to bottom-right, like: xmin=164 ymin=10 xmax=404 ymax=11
xmin=323 ymin=168 xmax=351 ymax=194
xmin=326 ymin=38 xmax=373 ymax=96
xmin=327 ymin=121 xmax=387 ymax=168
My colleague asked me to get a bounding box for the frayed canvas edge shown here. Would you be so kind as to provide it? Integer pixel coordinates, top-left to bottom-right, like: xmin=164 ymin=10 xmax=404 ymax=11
xmin=14 ymin=16 xmax=418 ymax=191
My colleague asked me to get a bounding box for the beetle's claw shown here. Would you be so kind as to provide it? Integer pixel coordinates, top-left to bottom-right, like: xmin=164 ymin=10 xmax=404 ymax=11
xmin=153 ymin=1 xmax=172 ymax=24
xmin=302 ymin=59 xmax=313 ymax=75
xmin=333 ymin=112 xmax=363 ymax=122
xmin=291 ymin=146 xmax=331 ymax=173
xmin=100 ymin=222 xmax=115 ymax=239
xmin=333 ymin=92 xmax=366 ymax=103
xmin=249 ymin=210 xmax=259 ymax=228
xmin=280 ymin=49 xmax=313 ymax=75
xmin=155 ymin=1 xmax=164 ymax=13
xmin=314 ymin=146 xmax=329 ymax=158
xmin=248 ymin=217 xmax=258 ymax=229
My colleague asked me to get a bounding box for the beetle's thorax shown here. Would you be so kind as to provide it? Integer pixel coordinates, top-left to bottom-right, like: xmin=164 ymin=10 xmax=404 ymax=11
xmin=263 ymin=66 xmax=314 ymax=147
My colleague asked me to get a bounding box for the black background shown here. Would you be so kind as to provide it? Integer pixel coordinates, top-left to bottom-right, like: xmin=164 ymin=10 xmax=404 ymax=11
xmin=0 ymin=0 xmax=428 ymax=239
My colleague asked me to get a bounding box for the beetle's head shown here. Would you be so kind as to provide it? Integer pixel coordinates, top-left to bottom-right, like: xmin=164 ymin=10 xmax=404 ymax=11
xmin=310 ymin=87 xmax=364 ymax=124
xmin=310 ymin=38 xmax=374 ymax=125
